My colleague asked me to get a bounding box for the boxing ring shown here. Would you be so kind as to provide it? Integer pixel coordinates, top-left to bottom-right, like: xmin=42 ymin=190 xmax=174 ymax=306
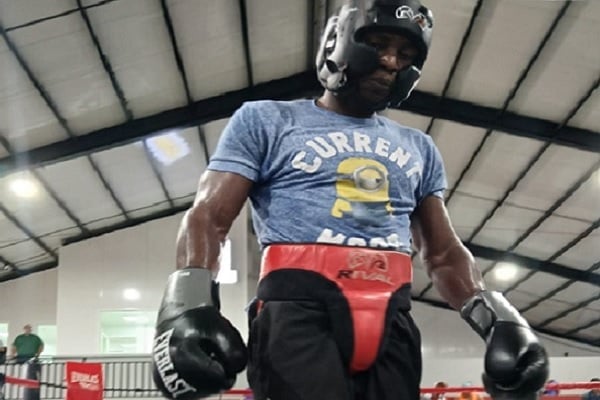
xmin=1 ymin=360 xmax=599 ymax=400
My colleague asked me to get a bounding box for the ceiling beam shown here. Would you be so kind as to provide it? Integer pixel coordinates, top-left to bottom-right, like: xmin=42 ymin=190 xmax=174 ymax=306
xmin=0 ymin=71 xmax=598 ymax=178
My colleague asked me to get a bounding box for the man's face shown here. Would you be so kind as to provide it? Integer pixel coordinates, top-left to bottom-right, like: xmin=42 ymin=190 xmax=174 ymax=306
xmin=24 ymin=325 xmax=32 ymax=334
xmin=356 ymin=31 xmax=418 ymax=104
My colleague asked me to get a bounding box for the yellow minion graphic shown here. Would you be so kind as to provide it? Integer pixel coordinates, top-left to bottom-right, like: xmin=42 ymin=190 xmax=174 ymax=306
xmin=331 ymin=158 xmax=393 ymax=226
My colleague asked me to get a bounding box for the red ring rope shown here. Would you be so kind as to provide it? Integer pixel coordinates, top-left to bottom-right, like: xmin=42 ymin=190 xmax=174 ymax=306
xmin=3 ymin=375 xmax=600 ymax=394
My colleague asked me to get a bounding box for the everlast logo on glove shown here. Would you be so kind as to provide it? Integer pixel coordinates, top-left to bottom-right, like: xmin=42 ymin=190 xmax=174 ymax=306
xmin=153 ymin=329 xmax=196 ymax=398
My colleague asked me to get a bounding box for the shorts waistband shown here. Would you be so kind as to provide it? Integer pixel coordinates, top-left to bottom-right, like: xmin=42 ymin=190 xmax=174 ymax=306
xmin=260 ymin=244 xmax=412 ymax=290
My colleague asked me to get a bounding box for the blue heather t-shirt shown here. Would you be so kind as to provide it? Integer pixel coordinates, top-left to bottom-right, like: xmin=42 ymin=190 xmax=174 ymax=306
xmin=209 ymin=99 xmax=447 ymax=253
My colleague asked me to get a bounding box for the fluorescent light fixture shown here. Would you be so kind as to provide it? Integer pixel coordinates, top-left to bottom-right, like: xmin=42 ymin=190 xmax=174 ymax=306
xmin=123 ymin=288 xmax=141 ymax=301
xmin=216 ymin=239 xmax=238 ymax=284
xmin=145 ymin=131 xmax=190 ymax=166
xmin=9 ymin=178 xmax=39 ymax=198
xmin=494 ymin=262 xmax=519 ymax=282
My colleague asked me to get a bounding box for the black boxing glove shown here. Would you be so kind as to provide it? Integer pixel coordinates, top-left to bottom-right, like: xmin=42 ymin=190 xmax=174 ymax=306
xmin=152 ymin=268 xmax=247 ymax=400
xmin=461 ymin=291 xmax=549 ymax=400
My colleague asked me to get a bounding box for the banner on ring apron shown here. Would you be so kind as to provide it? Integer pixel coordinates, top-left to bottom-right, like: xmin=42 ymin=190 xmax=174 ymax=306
xmin=65 ymin=361 xmax=103 ymax=400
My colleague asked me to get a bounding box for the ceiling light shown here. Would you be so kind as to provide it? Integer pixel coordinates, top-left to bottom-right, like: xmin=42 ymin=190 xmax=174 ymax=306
xmin=9 ymin=178 xmax=39 ymax=198
xmin=493 ymin=262 xmax=519 ymax=282
xmin=145 ymin=131 xmax=190 ymax=166
xmin=123 ymin=288 xmax=140 ymax=301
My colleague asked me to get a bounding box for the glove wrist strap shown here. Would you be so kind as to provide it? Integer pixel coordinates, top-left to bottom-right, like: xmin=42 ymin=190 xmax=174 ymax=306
xmin=460 ymin=290 xmax=530 ymax=339
xmin=157 ymin=268 xmax=219 ymax=325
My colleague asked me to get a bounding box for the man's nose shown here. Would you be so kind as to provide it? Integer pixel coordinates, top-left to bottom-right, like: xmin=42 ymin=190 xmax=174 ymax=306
xmin=379 ymin=50 xmax=401 ymax=72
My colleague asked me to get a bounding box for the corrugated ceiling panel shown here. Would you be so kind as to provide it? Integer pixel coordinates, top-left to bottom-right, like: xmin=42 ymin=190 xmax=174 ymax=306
xmin=81 ymin=0 xmax=187 ymax=117
xmin=452 ymin=133 xmax=546 ymax=201
xmin=447 ymin=193 xmax=496 ymax=240
xmin=552 ymin=233 xmax=600 ymax=270
xmin=508 ymin=1 xmax=600 ymax=129
xmin=449 ymin=0 xmax=563 ymax=106
xmin=384 ymin=110 xmax=431 ymax=133
xmin=504 ymin=145 xmax=600 ymax=211
xmin=542 ymin=307 xmax=600 ymax=333
xmin=472 ymin=205 xmax=545 ymax=249
xmin=172 ymin=193 xmax=195 ymax=208
xmin=168 ymin=0 xmax=248 ymax=99
xmin=35 ymin=157 xmax=125 ymax=225
xmin=568 ymin=90 xmax=600 ymax=131
xmin=522 ymin=298 xmax=573 ymax=325
xmin=7 ymin=14 xmax=126 ymax=135
xmin=514 ymin=272 xmax=571 ymax=298
xmin=514 ymin=215 xmax=591 ymax=261
xmin=0 ymin=223 xmax=35 ymax=263
xmin=553 ymin=170 xmax=600 ymax=221
xmin=551 ymin=281 xmax=600 ymax=305
xmin=246 ymin=0 xmax=308 ymax=84
xmin=429 ymin=122 xmax=487 ymax=190
xmin=589 ymin=299 xmax=600 ymax=312
xmin=90 ymin=143 xmax=171 ymax=211
xmin=0 ymin=170 xmax=80 ymax=234
xmin=0 ymin=38 xmax=66 ymax=152
xmin=417 ymin=0 xmax=478 ymax=95
xmin=2 ymin=240 xmax=52 ymax=268
xmin=577 ymin=325 xmax=600 ymax=343
xmin=203 ymin=117 xmax=230 ymax=156
xmin=0 ymin=1 xmax=72 ymax=28
xmin=505 ymin=289 xmax=542 ymax=310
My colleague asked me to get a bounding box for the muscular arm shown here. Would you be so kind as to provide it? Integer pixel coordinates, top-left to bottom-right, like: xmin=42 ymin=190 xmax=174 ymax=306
xmin=410 ymin=196 xmax=485 ymax=310
xmin=176 ymin=170 xmax=253 ymax=271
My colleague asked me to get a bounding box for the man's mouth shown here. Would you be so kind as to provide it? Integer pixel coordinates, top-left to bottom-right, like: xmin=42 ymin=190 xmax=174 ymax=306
xmin=367 ymin=78 xmax=393 ymax=93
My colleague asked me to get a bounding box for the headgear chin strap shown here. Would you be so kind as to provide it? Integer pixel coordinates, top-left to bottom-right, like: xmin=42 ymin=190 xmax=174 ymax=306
xmin=316 ymin=0 xmax=433 ymax=109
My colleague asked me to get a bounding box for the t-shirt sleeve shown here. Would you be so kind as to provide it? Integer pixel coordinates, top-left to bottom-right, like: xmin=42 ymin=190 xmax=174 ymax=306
xmin=418 ymin=135 xmax=447 ymax=201
xmin=207 ymin=102 xmax=267 ymax=182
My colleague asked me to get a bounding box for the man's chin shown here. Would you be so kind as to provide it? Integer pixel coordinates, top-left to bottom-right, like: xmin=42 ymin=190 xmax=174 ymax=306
xmin=358 ymin=92 xmax=389 ymax=110
xmin=336 ymin=89 xmax=389 ymax=112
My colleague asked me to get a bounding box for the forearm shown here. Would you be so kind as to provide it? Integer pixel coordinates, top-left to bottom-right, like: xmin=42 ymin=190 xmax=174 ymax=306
xmin=176 ymin=206 xmax=227 ymax=271
xmin=422 ymin=241 xmax=485 ymax=310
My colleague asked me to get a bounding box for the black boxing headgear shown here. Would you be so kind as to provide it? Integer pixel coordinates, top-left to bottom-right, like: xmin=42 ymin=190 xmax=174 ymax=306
xmin=316 ymin=0 xmax=433 ymax=109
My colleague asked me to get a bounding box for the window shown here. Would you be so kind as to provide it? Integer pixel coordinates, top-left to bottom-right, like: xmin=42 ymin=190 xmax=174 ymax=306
xmin=100 ymin=311 xmax=156 ymax=354
xmin=0 ymin=323 xmax=7 ymax=347
xmin=37 ymin=325 xmax=57 ymax=356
